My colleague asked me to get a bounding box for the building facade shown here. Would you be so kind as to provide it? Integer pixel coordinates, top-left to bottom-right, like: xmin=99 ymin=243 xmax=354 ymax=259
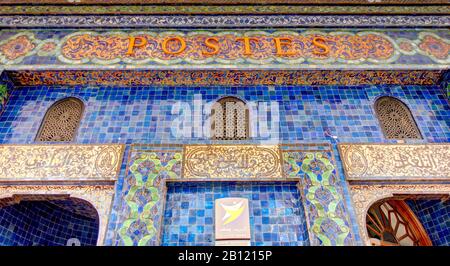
xmin=0 ymin=0 xmax=448 ymax=246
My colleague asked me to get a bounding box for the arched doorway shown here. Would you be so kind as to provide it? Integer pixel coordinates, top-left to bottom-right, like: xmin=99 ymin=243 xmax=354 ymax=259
xmin=0 ymin=195 xmax=99 ymax=246
xmin=366 ymin=199 xmax=432 ymax=246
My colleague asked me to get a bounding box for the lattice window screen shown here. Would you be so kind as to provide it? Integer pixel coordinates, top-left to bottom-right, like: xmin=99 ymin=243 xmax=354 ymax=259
xmin=36 ymin=97 xmax=84 ymax=142
xmin=211 ymin=97 xmax=249 ymax=140
xmin=375 ymin=96 xmax=422 ymax=139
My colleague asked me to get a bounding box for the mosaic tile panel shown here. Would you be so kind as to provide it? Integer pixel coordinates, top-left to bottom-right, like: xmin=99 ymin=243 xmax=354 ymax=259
xmin=0 ymin=199 xmax=98 ymax=246
xmin=0 ymin=85 xmax=448 ymax=145
xmin=407 ymin=199 xmax=450 ymax=246
xmin=283 ymin=145 xmax=354 ymax=245
xmin=162 ymin=181 xmax=309 ymax=246
xmin=116 ymin=145 xmax=182 ymax=246
xmin=0 ymin=29 xmax=448 ymax=67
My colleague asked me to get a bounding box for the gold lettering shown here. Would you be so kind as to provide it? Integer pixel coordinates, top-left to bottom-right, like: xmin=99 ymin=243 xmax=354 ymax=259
xmin=126 ymin=36 xmax=147 ymax=56
xmin=202 ymin=37 xmax=220 ymax=56
xmin=162 ymin=36 xmax=187 ymax=55
xmin=236 ymin=37 xmax=259 ymax=56
xmin=312 ymin=36 xmax=330 ymax=56
xmin=273 ymin=37 xmax=296 ymax=56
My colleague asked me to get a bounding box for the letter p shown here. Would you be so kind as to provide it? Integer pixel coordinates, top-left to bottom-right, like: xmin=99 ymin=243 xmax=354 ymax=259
xmin=126 ymin=36 xmax=147 ymax=56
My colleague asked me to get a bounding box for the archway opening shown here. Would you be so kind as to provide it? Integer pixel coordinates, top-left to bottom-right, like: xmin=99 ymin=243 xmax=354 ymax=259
xmin=0 ymin=195 xmax=99 ymax=246
xmin=161 ymin=181 xmax=310 ymax=246
xmin=366 ymin=196 xmax=448 ymax=246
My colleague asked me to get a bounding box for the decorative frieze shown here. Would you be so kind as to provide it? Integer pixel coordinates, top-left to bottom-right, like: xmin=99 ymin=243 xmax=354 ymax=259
xmin=183 ymin=145 xmax=283 ymax=179
xmin=1 ymin=30 xmax=449 ymax=66
xmin=0 ymin=15 xmax=449 ymax=29
xmin=6 ymin=70 xmax=444 ymax=87
xmin=338 ymin=143 xmax=450 ymax=182
xmin=0 ymin=144 xmax=125 ymax=182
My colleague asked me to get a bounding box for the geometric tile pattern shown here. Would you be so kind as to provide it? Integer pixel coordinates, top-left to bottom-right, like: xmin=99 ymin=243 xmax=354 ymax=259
xmin=0 ymin=85 xmax=449 ymax=145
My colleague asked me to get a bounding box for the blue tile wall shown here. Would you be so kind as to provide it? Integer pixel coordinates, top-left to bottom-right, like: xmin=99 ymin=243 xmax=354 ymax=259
xmin=0 ymin=85 xmax=448 ymax=144
xmin=0 ymin=84 xmax=448 ymax=246
xmin=406 ymin=199 xmax=450 ymax=246
xmin=161 ymin=181 xmax=309 ymax=246
xmin=0 ymin=200 xmax=99 ymax=246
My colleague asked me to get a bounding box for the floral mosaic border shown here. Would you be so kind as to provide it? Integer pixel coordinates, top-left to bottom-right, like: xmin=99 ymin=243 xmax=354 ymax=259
xmin=283 ymin=144 xmax=354 ymax=246
xmin=116 ymin=145 xmax=183 ymax=246
xmin=0 ymin=15 xmax=448 ymax=28
xmin=5 ymin=70 xmax=445 ymax=87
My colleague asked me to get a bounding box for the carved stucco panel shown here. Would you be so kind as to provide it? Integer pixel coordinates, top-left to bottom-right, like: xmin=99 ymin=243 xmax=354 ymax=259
xmin=338 ymin=144 xmax=450 ymax=181
xmin=0 ymin=144 xmax=125 ymax=181
xmin=183 ymin=145 xmax=283 ymax=179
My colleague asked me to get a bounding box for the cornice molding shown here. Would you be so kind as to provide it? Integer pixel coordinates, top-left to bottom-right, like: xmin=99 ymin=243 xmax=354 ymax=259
xmin=0 ymin=5 xmax=449 ymax=15
xmin=1 ymin=15 xmax=449 ymax=28
xmin=1 ymin=0 xmax=448 ymax=4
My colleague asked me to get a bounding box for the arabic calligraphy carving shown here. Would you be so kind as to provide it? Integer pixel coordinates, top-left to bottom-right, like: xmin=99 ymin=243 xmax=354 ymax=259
xmin=0 ymin=144 xmax=125 ymax=181
xmin=338 ymin=144 xmax=450 ymax=181
xmin=183 ymin=145 xmax=282 ymax=179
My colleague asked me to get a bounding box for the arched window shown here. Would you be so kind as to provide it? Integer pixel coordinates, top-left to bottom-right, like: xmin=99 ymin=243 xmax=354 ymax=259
xmin=211 ymin=97 xmax=249 ymax=140
xmin=36 ymin=97 xmax=84 ymax=142
xmin=375 ymin=96 xmax=422 ymax=139
xmin=366 ymin=200 xmax=432 ymax=246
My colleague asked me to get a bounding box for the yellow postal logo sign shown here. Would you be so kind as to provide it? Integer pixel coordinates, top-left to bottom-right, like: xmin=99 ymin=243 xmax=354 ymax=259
xmin=215 ymin=198 xmax=251 ymax=243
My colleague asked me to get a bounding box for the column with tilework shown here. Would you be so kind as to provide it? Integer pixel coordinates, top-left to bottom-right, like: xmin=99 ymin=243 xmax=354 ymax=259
xmin=282 ymin=144 xmax=356 ymax=246
xmin=0 ymin=70 xmax=11 ymax=116
xmin=442 ymin=70 xmax=450 ymax=100
xmin=113 ymin=145 xmax=183 ymax=246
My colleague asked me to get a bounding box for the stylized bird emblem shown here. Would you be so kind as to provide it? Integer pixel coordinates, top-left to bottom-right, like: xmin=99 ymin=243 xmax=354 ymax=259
xmin=220 ymin=200 xmax=245 ymax=225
